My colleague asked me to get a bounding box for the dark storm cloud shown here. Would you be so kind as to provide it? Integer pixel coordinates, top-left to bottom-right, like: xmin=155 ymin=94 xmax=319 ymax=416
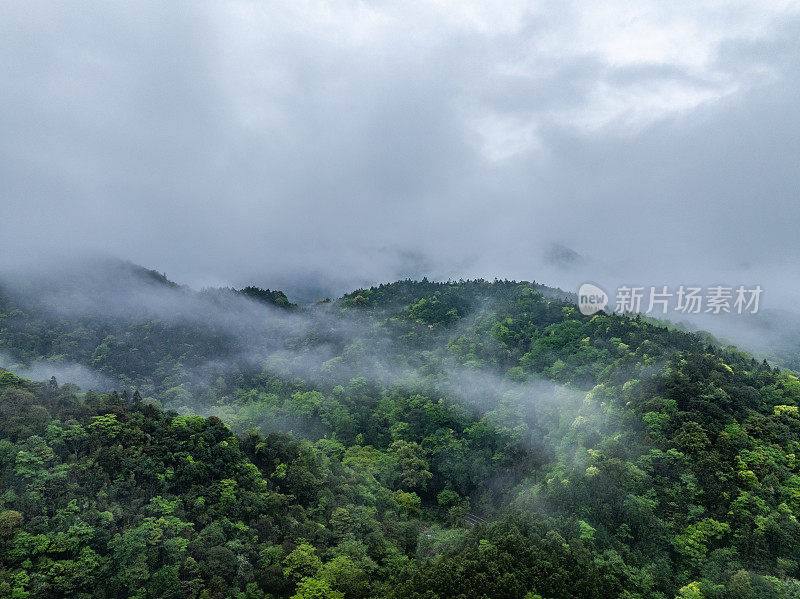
xmin=1 ymin=1 xmax=798 ymax=305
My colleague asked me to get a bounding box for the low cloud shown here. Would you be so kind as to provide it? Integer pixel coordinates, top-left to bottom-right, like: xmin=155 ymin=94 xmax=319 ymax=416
xmin=0 ymin=2 xmax=798 ymax=307
xmin=0 ymin=351 xmax=111 ymax=391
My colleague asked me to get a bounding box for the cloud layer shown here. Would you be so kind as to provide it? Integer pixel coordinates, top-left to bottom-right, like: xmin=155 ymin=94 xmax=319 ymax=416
xmin=1 ymin=1 xmax=798 ymax=304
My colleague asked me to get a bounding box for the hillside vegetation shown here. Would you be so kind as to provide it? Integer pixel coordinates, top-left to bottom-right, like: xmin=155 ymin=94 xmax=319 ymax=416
xmin=1 ymin=273 xmax=799 ymax=598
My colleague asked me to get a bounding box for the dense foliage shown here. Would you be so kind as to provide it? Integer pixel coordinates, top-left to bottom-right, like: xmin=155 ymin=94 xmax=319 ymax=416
xmin=2 ymin=268 xmax=800 ymax=598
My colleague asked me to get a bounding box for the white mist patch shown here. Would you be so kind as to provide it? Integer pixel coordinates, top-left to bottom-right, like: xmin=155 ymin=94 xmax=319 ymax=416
xmin=0 ymin=351 xmax=111 ymax=391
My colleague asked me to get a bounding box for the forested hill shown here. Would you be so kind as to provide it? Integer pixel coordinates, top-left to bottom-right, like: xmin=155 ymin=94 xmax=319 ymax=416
xmin=1 ymin=272 xmax=800 ymax=598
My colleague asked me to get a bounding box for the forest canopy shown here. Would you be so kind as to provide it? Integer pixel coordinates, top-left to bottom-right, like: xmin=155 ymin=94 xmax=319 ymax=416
xmin=1 ymin=269 xmax=799 ymax=598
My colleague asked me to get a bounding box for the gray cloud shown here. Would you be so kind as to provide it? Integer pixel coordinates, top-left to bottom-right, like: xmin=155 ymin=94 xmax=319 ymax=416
xmin=1 ymin=1 xmax=798 ymax=306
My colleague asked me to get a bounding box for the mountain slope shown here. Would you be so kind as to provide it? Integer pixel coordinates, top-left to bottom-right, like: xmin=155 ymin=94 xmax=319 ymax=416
xmin=1 ymin=273 xmax=799 ymax=597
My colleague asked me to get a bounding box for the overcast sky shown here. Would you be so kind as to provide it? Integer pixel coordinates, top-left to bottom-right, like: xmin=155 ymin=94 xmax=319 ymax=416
xmin=1 ymin=1 xmax=798 ymax=304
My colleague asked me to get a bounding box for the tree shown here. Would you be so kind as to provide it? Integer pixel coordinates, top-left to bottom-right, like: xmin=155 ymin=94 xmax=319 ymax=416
xmin=284 ymin=542 xmax=322 ymax=582
xmin=388 ymin=440 xmax=432 ymax=490
xmin=291 ymin=577 xmax=344 ymax=599
xmin=0 ymin=510 xmax=23 ymax=538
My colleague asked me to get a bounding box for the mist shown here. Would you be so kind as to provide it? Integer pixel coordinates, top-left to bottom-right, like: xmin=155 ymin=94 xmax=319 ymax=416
xmin=0 ymin=350 xmax=111 ymax=391
xmin=0 ymin=257 xmax=585 ymax=435
xmin=1 ymin=1 xmax=799 ymax=311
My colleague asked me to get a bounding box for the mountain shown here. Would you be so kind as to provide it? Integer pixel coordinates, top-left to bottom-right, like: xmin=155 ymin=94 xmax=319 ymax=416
xmin=1 ymin=268 xmax=799 ymax=598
